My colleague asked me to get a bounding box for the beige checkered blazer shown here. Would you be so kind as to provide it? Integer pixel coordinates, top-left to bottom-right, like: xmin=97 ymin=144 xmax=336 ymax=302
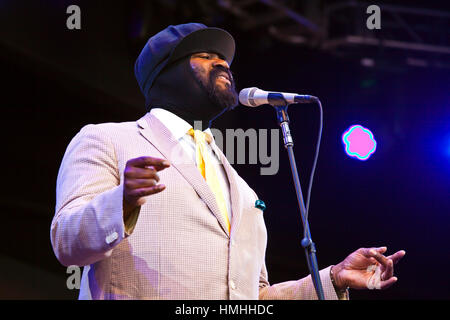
xmin=51 ymin=112 xmax=342 ymax=300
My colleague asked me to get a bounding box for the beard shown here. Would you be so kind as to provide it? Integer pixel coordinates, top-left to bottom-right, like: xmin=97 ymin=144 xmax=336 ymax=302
xmin=192 ymin=65 xmax=239 ymax=111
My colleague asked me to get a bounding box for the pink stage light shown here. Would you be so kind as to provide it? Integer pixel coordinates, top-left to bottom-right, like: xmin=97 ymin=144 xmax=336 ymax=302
xmin=342 ymin=125 xmax=377 ymax=161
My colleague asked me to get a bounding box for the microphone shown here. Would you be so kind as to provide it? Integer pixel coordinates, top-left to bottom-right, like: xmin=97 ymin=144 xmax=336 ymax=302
xmin=239 ymin=87 xmax=318 ymax=107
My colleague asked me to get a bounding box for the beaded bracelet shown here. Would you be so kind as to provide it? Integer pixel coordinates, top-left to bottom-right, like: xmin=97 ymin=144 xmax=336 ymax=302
xmin=330 ymin=265 xmax=349 ymax=294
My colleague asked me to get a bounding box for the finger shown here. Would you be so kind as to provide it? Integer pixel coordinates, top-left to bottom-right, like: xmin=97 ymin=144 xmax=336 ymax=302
xmin=125 ymin=178 xmax=159 ymax=190
xmin=363 ymin=248 xmax=393 ymax=279
xmin=361 ymin=248 xmax=387 ymax=262
xmin=380 ymin=277 xmax=398 ymax=290
xmin=366 ymin=248 xmax=391 ymax=268
xmin=128 ymin=184 xmax=166 ymax=199
xmin=376 ymin=246 xmax=387 ymax=254
xmin=125 ymin=167 xmax=160 ymax=179
xmin=381 ymin=259 xmax=394 ymax=280
xmin=127 ymin=156 xmax=170 ymax=170
xmin=150 ymin=162 xmax=170 ymax=171
xmin=387 ymin=250 xmax=406 ymax=265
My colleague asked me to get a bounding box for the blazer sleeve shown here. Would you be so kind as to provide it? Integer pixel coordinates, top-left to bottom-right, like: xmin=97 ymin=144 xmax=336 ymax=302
xmin=50 ymin=124 xmax=140 ymax=267
xmin=258 ymin=262 xmax=349 ymax=300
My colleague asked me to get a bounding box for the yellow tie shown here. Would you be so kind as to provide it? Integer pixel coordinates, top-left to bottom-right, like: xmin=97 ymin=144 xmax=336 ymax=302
xmin=188 ymin=128 xmax=231 ymax=232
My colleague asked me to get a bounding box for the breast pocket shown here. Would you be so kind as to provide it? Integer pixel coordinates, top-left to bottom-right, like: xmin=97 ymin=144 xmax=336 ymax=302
xmin=236 ymin=206 xmax=267 ymax=257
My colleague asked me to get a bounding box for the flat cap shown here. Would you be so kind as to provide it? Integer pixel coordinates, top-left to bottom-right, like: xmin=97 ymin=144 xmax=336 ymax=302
xmin=134 ymin=23 xmax=235 ymax=98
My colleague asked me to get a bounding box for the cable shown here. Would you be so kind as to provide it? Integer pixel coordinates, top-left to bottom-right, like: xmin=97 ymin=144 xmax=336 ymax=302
xmin=304 ymin=99 xmax=323 ymax=237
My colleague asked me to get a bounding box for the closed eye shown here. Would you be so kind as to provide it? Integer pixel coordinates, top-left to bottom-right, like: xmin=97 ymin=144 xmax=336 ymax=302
xmin=194 ymin=53 xmax=221 ymax=60
xmin=193 ymin=53 xmax=211 ymax=60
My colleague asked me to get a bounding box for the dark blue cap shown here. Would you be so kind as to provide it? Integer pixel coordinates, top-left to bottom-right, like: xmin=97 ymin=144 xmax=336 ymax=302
xmin=134 ymin=23 xmax=235 ymax=100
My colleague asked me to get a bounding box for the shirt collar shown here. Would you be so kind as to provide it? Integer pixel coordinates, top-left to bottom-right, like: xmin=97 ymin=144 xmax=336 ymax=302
xmin=150 ymin=108 xmax=214 ymax=141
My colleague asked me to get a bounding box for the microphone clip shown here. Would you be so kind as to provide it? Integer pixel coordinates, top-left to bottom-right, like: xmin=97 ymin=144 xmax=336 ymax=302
xmin=274 ymin=105 xmax=294 ymax=148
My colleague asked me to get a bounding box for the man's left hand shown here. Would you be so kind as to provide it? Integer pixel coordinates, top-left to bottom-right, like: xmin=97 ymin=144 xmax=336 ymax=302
xmin=331 ymin=247 xmax=406 ymax=291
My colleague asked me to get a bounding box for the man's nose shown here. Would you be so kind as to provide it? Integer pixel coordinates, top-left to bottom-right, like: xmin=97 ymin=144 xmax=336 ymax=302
xmin=212 ymin=58 xmax=230 ymax=70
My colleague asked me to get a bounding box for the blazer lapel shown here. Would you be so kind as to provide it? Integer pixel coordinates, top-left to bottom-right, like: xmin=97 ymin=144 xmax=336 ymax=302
xmin=210 ymin=142 xmax=243 ymax=238
xmin=137 ymin=113 xmax=231 ymax=237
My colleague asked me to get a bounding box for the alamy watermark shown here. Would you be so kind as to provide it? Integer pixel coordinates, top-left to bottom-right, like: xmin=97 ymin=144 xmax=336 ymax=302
xmin=366 ymin=5 xmax=381 ymax=30
xmin=179 ymin=121 xmax=281 ymax=176
xmin=66 ymin=5 xmax=81 ymax=30
xmin=66 ymin=265 xmax=81 ymax=290
xmin=66 ymin=4 xmax=381 ymax=31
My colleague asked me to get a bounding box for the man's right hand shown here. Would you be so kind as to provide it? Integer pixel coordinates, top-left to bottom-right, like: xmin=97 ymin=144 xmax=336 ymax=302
xmin=123 ymin=156 xmax=170 ymax=217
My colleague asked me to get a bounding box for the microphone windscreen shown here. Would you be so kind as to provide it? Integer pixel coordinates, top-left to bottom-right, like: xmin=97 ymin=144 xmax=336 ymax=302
xmin=239 ymin=87 xmax=259 ymax=107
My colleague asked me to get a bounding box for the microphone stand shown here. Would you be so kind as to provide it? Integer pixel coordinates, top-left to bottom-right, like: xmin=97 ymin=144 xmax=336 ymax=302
xmin=274 ymin=104 xmax=325 ymax=300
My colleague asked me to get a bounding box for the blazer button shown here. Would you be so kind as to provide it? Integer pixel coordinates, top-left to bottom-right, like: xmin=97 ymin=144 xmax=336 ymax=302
xmin=105 ymin=231 xmax=118 ymax=244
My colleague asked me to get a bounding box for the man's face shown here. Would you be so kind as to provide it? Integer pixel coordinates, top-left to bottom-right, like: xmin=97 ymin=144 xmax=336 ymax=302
xmin=190 ymin=52 xmax=238 ymax=110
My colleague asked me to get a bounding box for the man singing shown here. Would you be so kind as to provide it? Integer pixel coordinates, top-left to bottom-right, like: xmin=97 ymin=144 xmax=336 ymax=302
xmin=51 ymin=23 xmax=405 ymax=299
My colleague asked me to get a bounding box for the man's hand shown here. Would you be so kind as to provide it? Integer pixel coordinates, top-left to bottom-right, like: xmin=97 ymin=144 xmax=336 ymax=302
xmin=123 ymin=156 xmax=170 ymax=217
xmin=331 ymin=247 xmax=406 ymax=291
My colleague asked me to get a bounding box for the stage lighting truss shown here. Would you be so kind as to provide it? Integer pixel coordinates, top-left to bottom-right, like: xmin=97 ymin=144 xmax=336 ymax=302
xmin=217 ymin=0 xmax=450 ymax=69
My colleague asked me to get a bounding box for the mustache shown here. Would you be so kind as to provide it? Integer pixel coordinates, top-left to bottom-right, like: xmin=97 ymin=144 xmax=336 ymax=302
xmin=210 ymin=65 xmax=234 ymax=85
xmin=201 ymin=65 xmax=238 ymax=111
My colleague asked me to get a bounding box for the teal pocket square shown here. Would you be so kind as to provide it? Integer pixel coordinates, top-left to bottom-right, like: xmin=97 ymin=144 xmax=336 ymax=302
xmin=255 ymin=200 xmax=266 ymax=211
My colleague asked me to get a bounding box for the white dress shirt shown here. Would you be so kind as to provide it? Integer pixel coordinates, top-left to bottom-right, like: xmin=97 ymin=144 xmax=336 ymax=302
xmin=150 ymin=108 xmax=232 ymax=222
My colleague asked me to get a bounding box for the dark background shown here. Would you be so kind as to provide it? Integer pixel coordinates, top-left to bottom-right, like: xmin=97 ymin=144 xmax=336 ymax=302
xmin=0 ymin=0 xmax=449 ymax=299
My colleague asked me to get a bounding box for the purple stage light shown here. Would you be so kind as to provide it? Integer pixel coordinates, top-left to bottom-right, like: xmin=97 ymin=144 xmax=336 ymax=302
xmin=342 ymin=125 xmax=377 ymax=161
